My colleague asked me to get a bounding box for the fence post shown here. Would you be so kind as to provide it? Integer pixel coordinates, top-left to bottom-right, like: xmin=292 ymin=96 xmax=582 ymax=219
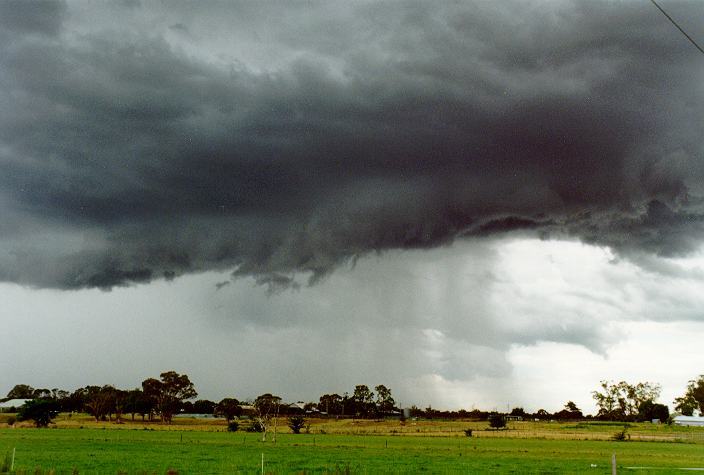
xmin=611 ymin=453 xmax=617 ymax=475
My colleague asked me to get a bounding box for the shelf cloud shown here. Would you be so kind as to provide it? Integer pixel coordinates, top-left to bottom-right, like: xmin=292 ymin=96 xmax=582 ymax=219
xmin=1 ymin=0 xmax=702 ymax=289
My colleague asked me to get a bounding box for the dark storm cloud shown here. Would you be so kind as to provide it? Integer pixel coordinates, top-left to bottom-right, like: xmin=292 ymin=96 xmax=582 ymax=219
xmin=0 ymin=0 xmax=67 ymax=37
xmin=0 ymin=0 xmax=702 ymax=289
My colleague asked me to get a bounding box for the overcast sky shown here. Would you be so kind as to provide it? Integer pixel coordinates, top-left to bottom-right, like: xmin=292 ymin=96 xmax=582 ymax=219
xmin=1 ymin=0 xmax=703 ymax=413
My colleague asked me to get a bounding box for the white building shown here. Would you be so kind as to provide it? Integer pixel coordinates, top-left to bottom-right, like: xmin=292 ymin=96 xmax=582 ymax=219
xmin=0 ymin=399 xmax=31 ymax=411
xmin=673 ymin=415 xmax=704 ymax=427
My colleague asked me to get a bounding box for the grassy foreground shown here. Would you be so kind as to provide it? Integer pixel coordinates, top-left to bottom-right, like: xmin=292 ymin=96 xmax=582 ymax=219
xmin=1 ymin=416 xmax=704 ymax=474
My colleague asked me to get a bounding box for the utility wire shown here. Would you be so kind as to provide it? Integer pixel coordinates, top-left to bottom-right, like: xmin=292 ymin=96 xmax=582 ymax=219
xmin=649 ymin=0 xmax=704 ymax=56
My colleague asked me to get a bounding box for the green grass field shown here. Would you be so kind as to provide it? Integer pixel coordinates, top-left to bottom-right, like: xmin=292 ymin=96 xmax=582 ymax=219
xmin=1 ymin=416 xmax=704 ymax=474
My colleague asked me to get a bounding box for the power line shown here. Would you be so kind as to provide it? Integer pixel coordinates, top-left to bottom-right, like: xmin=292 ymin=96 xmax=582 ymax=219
xmin=649 ymin=0 xmax=704 ymax=56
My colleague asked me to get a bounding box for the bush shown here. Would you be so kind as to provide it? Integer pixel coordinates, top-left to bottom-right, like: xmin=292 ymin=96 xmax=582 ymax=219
xmin=288 ymin=416 xmax=305 ymax=434
xmin=6 ymin=416 xmax=16 ymax=427
xmin=612 ymin=426 xmax=630 ymax=441
xmin=246 ymin=420 xmax=265 ymax=432
xmin=464 ymin=429 xmax=473 ymax=437
xmin=227 ymin=421 xmax=239 ymax=432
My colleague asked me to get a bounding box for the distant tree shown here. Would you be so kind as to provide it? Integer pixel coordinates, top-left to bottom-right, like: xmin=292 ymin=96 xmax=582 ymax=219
xmin=319 ymin=393 xmax=343 ymax=416
xmin=61 ymin=388 xmax=86 ymax=413
xmin=31 ymin=388 xmax=52 ymax=399
xmin=534 ymin=409 xmax=551 ymax=420
xmin=341 ymin=392 xmax=352 ymax=416
xmin=488 ymin=413 xmax=506 ymax=429
xmin=142 ymin=371 xmax=197 ymax=423
xmin=555 ymin=401 xmax=583 ymax=420
xmin=82 ymin=386 xmax=112 ymax=421
xmin=215 ymin=398 xmax=242 ymax=421
xmin=510 ymin=407 xmax=526 ymax=418
xmin=141 ymin=377 xmax=163 ymax=420
xmin=17 ymin=399 xmax=59 ymax=427
xmin=288 ymin=415 xmax=305 ymax=434
xmin=638 ymin=400 xmax=669 ymax=422
xmin=467 ymin=409 xmax=489 ymax=420
xmin=123 ymin=389 xmax=152 ymax=421
xmin=674 ymin=375 xmax=704 ymax=416
xmin=352 ymin=385 xmax=374 ymax=418
xmin=6 ymin=384 xmax=35 ymax=399
xmin=374 ymin=385 xmax=395 ymax=417
xmin=192 ymin=399 xmax=216 ymax=414
xmin=254 ymin=393 xmax=282 ymax=442
xmin=424 ymin=405 xmax=441 ymax=419
xmin=80 ymin=385 xmax=125 ymax=422
xmin=52 ymin=389 xmax=70 ymax=410
xmin=592 ymin=381 xmax=661 ymax=421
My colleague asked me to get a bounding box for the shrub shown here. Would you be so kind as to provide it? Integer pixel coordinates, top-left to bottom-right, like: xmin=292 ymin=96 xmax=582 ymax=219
xmin=464 ymin=429 xmax=473 ymax=437
xmin=227 ymin=421 xmax=239 ymax=432
xmin=6 ymin=416 xmax=16 ymax=427
xmin=288 ymin=416 xmax=306 ymax=434
xmin=246 ymin=420 xmax=265 ymax=432
xmin=612 ymin=426 xmax=630 ymax=441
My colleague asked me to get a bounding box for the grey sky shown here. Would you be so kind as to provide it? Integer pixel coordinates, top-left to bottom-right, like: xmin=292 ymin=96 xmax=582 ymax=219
xmin=2 ymin=238 xmax=704 ymax=412
xmin=1 ymin=0 xmax=703 ymax=411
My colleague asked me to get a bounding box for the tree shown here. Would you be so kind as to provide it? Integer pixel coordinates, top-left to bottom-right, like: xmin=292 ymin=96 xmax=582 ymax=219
xmin=592 ymin=381 xmax=661 ymax=421
xmin=63 ymin=388 xmax=88 ymax=413
xmin=123 ymin=389 xmax=152 ymax=421
xmin=488 ymin=413 xmax=506 ymax=429
xmin=352 ymin=385 xmax=374 ymax=418
xmin=76 ymin=385 xmax=124 ymax=422
xmin=31 ymin=388 xmax=53 ymax=399
xmin=215 ymin=398 xmax=242 ymax=422
xmin=142 ymin=371 xmax=198 ymax=423
xmin=254 ymin=393 xmax=282 ymax=442
xmin=192 ymin=399 xmax=216 ymax=415
xmin=318 ymin=393 xmax=343 ymax=416
xmin=638 ymin=400 xmax=669 ymax=422
xmin=674 ymin=375 xmax=704 ymax=416
xmin=17 ymin=399 xmax=59 ymax=427
xmin=6 ymin=384 xmax=35 ymax=399
xmin=374 ymin=385 xmax=395 ymax=417
xmin=555 ymin=401 xmax=583 ymax=420
xmin=141 ymin=377 xmax=163 ymax=420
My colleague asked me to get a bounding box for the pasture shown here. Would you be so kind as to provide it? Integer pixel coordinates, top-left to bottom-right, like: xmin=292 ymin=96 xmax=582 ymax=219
xmin=1 ymin=414 xmax=704 ymax=474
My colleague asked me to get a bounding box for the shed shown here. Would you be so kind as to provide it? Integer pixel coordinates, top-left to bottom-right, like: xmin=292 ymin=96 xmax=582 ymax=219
xmin=0 ymin=399 xmax=31 ymax=412
xmin=673 ymin=415 xmax=704 ymax=427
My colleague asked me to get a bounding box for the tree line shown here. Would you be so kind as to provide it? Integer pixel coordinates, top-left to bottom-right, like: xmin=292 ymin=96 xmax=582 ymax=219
xmin=3 ymin=372 xmax=703 ymax=428
xmin=1 ymin=373 xmax=399 ymax=428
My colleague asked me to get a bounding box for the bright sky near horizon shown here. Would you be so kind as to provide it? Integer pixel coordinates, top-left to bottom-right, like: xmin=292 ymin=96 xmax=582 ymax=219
xmin=0 ymin=0 xmax=703 ymax=414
